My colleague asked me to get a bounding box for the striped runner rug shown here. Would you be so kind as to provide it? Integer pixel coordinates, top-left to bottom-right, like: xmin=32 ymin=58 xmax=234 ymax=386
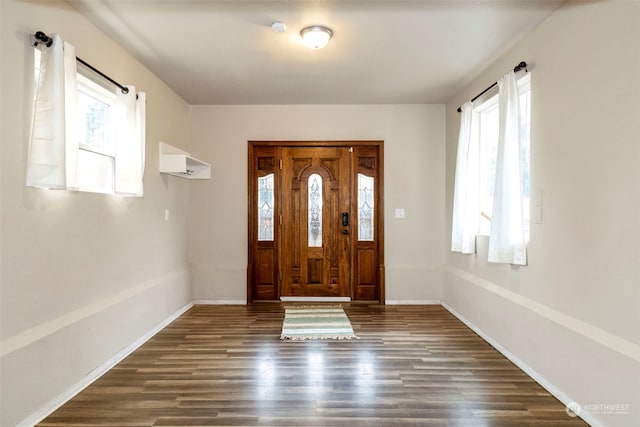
xmin=280 ymin=305 xmax=358 ymax=340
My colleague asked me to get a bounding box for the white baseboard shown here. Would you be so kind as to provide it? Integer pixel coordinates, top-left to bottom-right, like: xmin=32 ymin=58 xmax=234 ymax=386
xmin=280 ymin=296 xmax=351 ymax=302
xmin=192 ymin=299 xmax=247 ymax=305
xmin=441 ymin=301 xmax=602 ymax=427
xmin=18 ymin=302 xmax=193 ymax=427
xmin=385 ymin=299 xmax=441 ymax=305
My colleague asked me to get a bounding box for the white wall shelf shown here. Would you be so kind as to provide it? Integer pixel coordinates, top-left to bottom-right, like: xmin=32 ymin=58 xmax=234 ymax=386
xmin=159 ymin=142 xmax=211 ymax=179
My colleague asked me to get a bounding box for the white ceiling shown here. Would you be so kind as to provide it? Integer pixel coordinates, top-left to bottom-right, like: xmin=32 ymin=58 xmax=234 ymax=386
xmin=69 ymin=0 xmax=563 ymax=105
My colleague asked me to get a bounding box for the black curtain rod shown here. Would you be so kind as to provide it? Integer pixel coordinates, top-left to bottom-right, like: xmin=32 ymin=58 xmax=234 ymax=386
xmin=33 ymin=31 xmax=129 ymax=95
xmin=456 ymin=61 xmax=528 ymax=112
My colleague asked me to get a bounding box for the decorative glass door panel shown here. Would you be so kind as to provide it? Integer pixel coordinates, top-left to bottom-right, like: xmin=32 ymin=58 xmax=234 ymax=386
xmin=358 ymin=173 xmax=374 ymax=241
xmin=308 ymin=174 xmax=323 ymax=247
xmin=258 ymin=173 xmax=274 ymax=241
xmin=249 ymin=147 xmax=279 ymax=300
xmin=352 ymin=146 xmax=381 ymax=301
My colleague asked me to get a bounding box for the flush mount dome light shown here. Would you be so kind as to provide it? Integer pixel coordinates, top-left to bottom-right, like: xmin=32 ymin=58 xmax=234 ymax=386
xmin=300 ymin=25 xmax=333 ymax=49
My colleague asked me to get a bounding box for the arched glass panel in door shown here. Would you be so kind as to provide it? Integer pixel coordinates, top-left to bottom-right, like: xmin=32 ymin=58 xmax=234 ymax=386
xmin=308 ymin=174 xmax=322 ymax=247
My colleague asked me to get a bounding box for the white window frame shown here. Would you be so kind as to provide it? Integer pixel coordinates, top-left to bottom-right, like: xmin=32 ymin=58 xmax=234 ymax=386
xmin=77 ymin=73 xmax=117 ymax=157
xmin=472 ymin=94 xmax=499 ymax=236
xmin=33 ymin=48 xmax=119 ymax=194
xmin=75 ymin=73 xmax=117 ymax=194
xmin=472 ymin=73 xmax=531 ymax=239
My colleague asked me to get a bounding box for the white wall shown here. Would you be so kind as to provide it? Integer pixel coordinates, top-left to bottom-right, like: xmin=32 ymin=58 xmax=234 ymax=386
xmin=8 ymin=1 xmax=636 ymax=426
xmin=444 ymin=2 xmax=640 ymax=426
xmin=188 ymin=105 xmax=445 ymax=303
xmin=0 ymin=1 xmax=193 ymax=425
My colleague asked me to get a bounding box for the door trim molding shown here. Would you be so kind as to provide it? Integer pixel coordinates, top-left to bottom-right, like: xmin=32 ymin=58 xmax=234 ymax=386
xmin=248 ymin=140 xmax=385 ymax=304
xmin=248 ymin=140 xmax=383 ymax=148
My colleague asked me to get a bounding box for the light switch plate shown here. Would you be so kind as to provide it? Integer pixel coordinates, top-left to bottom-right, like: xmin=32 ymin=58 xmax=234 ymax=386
xmin=395 ymin=208 xmax=406 ymax=219
xmin=536 ymin=188 xmax=544 ymax=207
xmin=534 ymin=206 xmax=542 ymax=224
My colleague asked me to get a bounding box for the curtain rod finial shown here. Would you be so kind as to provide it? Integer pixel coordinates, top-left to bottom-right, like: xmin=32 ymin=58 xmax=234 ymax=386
xmin=34 ymin=31 xmax=53 ymax=47
xmin=514 ymin=61 xmax=528 ymax=72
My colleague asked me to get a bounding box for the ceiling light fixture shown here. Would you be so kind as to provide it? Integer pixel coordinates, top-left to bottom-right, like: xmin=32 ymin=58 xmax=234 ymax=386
xmin=300 ymin=25 xmax=333 ymax=49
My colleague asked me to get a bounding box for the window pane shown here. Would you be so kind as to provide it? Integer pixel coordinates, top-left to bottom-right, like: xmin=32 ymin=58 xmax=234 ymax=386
xmin=308 ymin=174 xmax=322 ymax=247
xmin=474 ymin=76 xmax=531 ymax=239
xmin=78 ymin=149 xmax=114 ymax=193
xmin=258 ymin=174 xmax=274 ymax=241
xmin=478 ymin=100 xmax=499 ymax=235
xmin=519 ymin=84 xmax=531 ymax=241
xmin=358 ymin=173 xmax=374 ymax=241
xmin=78 ymin=90 xmax=110 ymax=151
xmin=73 ymin=75 xmax=118 ymax=193
xmin=34 ymin=48 xmax=42 ymax=92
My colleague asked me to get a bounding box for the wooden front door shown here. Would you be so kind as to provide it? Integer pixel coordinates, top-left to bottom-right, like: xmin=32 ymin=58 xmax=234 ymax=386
xmin=248 ymin=141 xmax=384 ymax=303
xmin=281 ymin=147 xmax=350 ymax=297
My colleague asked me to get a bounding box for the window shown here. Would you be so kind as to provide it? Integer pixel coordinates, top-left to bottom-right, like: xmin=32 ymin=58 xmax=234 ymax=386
xmin=76 ymin=73 xmax=117 ymax=193
xmin=34 ymin=49 xmax=117 ymax=193
xmin=31 ymin=44 xmax=144 ymax=195
xmin=473 ymin=74 xmax=531 ymax=239
xmin=34 ymin=49 xmax=42 ymax=91
xmin=519 ymin=76 xmax=532 ymax=240
xmin=474 ymin=94 xmax=499 ymax=235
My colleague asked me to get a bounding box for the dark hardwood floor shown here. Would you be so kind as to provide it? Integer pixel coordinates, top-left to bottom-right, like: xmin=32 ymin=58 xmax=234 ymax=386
xmin=39 ymin=304 xmax=587 ymax=426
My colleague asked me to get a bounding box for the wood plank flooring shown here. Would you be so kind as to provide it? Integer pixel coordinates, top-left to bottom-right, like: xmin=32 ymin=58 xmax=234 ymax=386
xmin=39 ymin=304 xmax=587 ymax=426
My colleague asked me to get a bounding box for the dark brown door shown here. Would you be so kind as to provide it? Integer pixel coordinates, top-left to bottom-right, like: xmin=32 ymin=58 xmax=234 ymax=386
xmin=280 ymin=147 xmax=351 ymax=297
xmin=248 ymin=141 xmax=384 ymax=302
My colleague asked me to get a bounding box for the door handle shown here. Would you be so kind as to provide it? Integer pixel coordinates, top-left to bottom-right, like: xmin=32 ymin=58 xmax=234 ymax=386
xmin=342 ymin=212 xmax=349 ymax=227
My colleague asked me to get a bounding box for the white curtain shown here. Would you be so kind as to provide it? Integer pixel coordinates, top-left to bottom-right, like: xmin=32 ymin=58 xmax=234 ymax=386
xmin=114 ymin=87 xmax=146 ymax=196
xmin=488 ymin=71 xmax=527 ymax=265
xmin=27 ymin=34 xmax=78 ymax=189
xmin=451 ymin=101 xmax=479 ymax=254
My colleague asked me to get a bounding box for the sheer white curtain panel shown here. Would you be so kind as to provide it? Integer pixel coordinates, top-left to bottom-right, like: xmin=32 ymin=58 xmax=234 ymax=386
xmin=114 ymin=88 xmax=146 ymax=196
xmin=488 ymin=71 xmax=527 ymax=265
xmin=27 ymin=34 xmax=78 ymax=189
xmin=451 ymin=101 xmax=479 ymax=254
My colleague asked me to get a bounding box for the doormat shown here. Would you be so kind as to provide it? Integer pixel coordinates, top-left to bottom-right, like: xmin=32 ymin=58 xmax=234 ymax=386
xmin=280 ymin=305 xmax=358 ymax=340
